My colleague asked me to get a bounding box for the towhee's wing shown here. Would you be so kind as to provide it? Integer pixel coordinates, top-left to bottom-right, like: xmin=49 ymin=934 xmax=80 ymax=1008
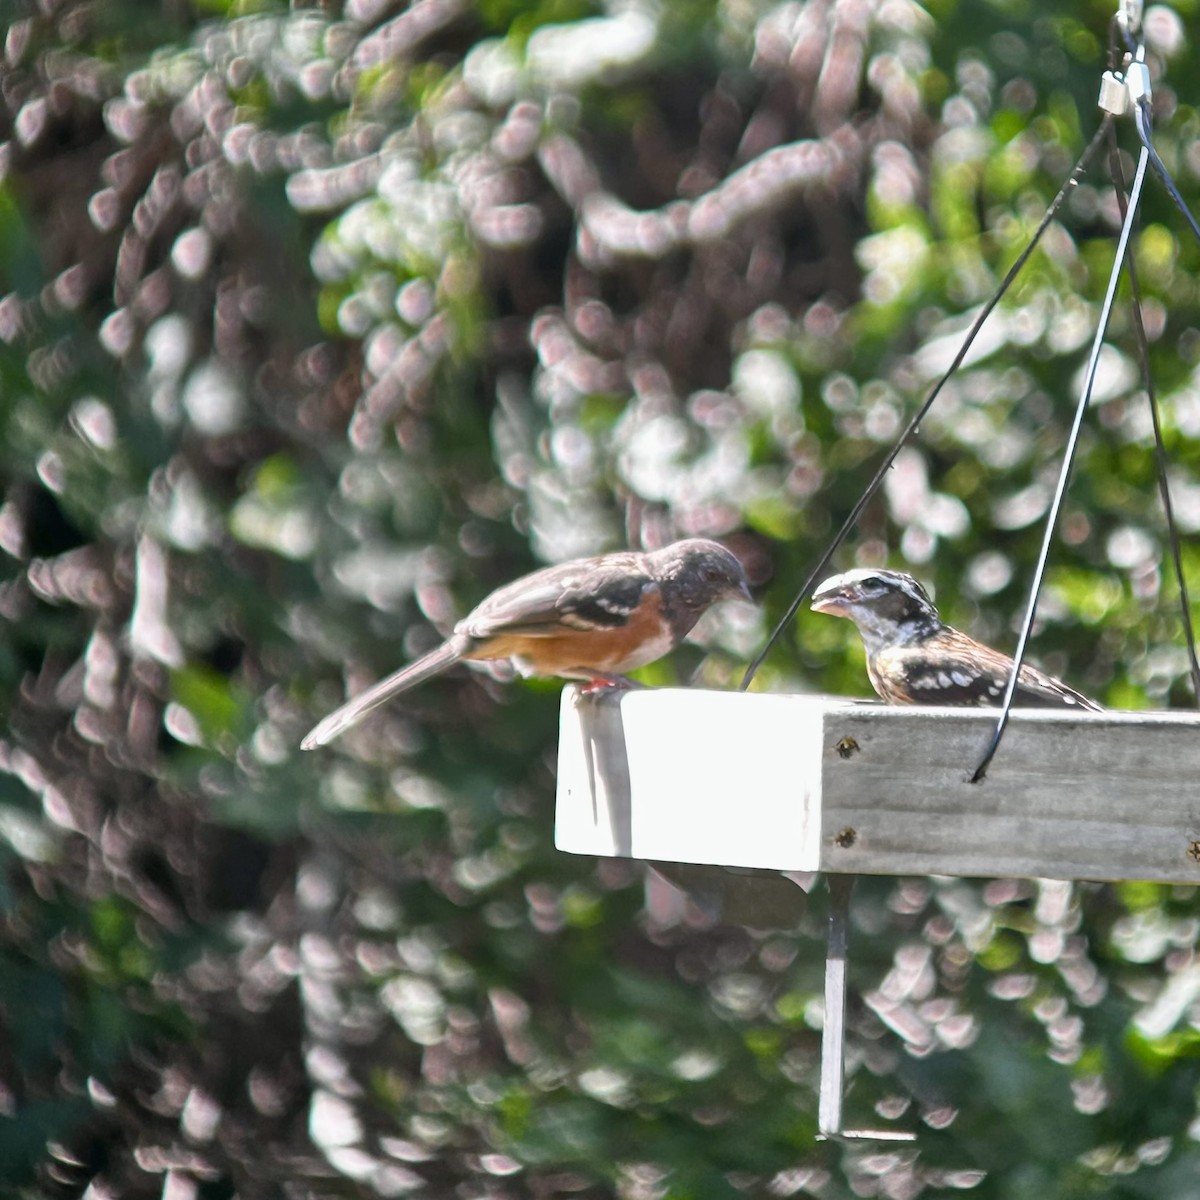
xmin=460 ymin=551 xmax=655 ymax=640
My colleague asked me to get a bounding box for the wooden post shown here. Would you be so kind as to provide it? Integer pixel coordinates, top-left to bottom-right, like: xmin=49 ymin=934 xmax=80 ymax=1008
xmin=818 ymin=874 xmax=852 ymax=1138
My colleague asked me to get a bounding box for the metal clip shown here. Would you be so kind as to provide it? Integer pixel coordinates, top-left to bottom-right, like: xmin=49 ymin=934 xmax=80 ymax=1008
xmin=1097 ymin=58 xmax=1151 ymax=117
xmin=1098 ymin=71 xmax=1129 ymax=115
xmin=1126 ymin=60 xmax=1152 ymax=105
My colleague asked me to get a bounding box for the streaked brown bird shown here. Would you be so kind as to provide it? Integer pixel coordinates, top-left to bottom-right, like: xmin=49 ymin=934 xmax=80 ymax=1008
xmin=302 ymin=538 xmax=752 ymax=749
xmin=811 ymin=567 xmax=1100 ymax=711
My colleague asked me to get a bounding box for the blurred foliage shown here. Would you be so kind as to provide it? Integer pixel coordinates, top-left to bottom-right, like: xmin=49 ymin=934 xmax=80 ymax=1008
xmin=3 ymin=0 xmax=1200 ymax=1196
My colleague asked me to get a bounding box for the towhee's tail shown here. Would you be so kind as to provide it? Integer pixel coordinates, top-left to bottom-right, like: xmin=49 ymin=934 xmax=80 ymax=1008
xmin=301 ymin=637 xmax=467 ymax=749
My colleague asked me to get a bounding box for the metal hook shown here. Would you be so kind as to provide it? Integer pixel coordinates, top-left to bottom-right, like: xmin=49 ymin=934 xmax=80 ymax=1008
xmin=1117 ymin=0 xmax=1143 ymax=38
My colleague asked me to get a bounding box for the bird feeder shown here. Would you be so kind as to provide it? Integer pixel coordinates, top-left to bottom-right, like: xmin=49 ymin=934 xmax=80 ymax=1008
xmin=554 ymin=686 xmax=1200 ymax=1137
xmin=550 ymin=0 xmax=1200 ymax=1141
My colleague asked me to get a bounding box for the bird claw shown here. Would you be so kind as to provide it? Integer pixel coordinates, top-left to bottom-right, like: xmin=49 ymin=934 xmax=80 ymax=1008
xmin=574 ymin=675 xmax=641 ymax=698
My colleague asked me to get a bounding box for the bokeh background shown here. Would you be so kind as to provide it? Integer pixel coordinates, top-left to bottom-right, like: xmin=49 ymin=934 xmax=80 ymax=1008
xmin=4 ymin=0 xmax=1200 ymax=1195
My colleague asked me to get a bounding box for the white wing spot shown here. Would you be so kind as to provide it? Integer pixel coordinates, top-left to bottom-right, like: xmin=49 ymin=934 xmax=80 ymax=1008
xmin=951 ymin=670 xmax=974 ymax=688
xmin=595 ymin=596 xmax=632 ymax=615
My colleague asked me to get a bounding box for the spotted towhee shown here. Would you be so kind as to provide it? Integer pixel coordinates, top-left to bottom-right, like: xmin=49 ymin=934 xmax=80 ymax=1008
xmin=302 ymin=538 xmax=752 ymax=748
xmin=811 ymin=567 xmax=1100 ymax=711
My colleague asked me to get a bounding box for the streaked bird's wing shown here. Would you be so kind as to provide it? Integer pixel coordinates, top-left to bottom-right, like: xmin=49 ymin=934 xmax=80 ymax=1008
xmin=880 ymin=630 xmax=1100 ymax=710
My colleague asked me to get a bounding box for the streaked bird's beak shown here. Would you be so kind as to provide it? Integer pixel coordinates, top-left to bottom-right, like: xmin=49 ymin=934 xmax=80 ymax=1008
xmin=810 ymin=582 xmax=852 ymax=616
xmin=810 ymin=596 xmax=843 ymax=615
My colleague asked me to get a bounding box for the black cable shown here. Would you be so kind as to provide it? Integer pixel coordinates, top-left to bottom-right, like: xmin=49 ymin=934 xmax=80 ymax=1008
xmin=740 ymin=117 xmax=1114 ymax=691
xmin=971 ymin=144 xmax=1151 ymax=781
xmin=1109 ymin=114 xmax=1200 ymax=707
xmin=1133 ymin=97 xmax=1200 ymax=248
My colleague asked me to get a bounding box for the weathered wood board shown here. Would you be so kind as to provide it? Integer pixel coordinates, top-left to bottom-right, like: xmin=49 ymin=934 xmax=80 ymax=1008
xmin=555 ymin=687 xmax=1200 ymax=883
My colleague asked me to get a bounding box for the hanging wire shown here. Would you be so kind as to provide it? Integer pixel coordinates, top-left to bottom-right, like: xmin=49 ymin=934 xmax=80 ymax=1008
xmin=973 ymin=19 xmax=1200 ymax=775
xmin=739 ymin=117 xmax=1114 ymax=692
xmin=970 ymin=143 xmax=1150 ymax=780
xmin=1106 ymin=130 xmax=1200 ymax=708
